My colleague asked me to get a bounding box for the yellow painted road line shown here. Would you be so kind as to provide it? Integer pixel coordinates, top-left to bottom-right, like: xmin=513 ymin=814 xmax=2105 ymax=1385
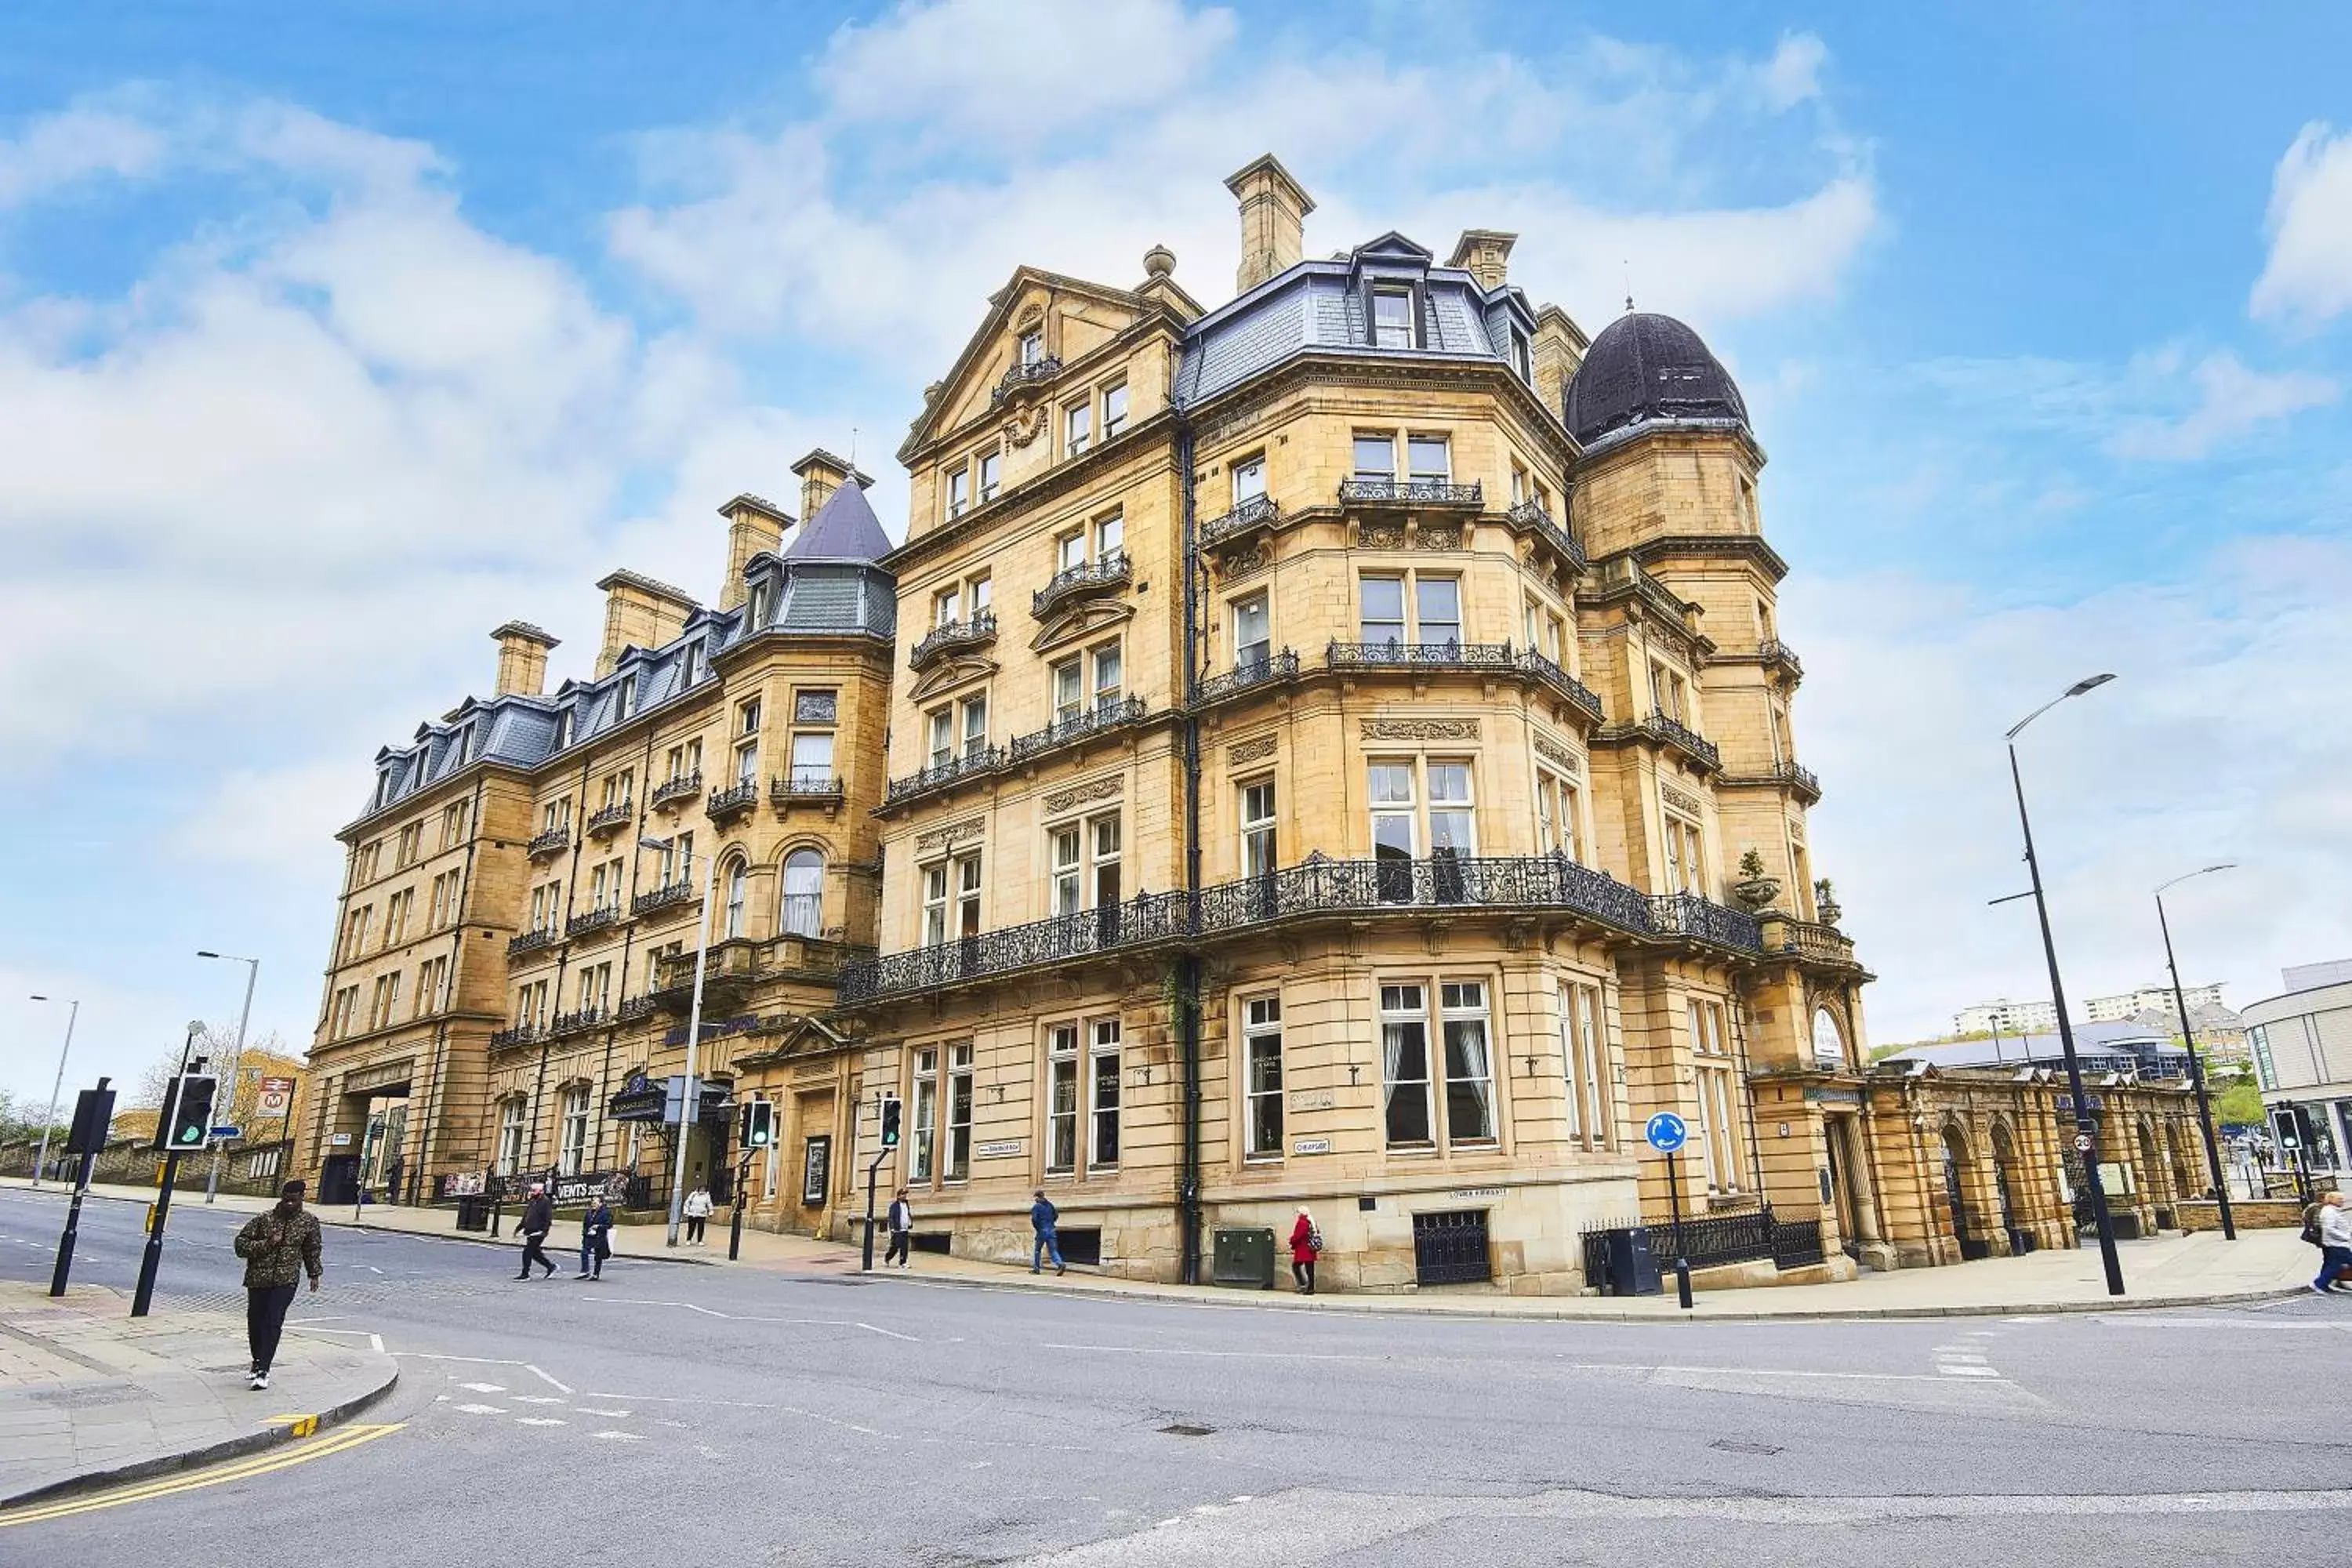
xmin=0 ymin=1423 xmax=403 ymax=1528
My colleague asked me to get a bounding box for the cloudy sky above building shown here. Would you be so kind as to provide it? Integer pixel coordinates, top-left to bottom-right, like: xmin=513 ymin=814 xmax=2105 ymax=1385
xmin=4 ymin=1 xmax=2349 ymax=1099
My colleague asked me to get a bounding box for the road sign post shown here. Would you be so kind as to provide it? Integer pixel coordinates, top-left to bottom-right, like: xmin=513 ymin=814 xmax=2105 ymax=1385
xmin=1645 ymin=1112 xmax=1693 ymax=1311
xmin=50 ymin=1078 xmax=114 ymax=1298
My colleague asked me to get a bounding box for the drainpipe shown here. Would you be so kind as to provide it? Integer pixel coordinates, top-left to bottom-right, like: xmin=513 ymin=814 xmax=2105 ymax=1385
xmin=1176 ymin=411 xmax=1204 ymax=1286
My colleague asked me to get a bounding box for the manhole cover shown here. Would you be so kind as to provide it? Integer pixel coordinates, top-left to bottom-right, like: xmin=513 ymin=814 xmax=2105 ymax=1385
xmin=30 ymin=1385 xmax=140 ymax=1410
xmin=1159 ymin=1423 xmax=1214 ymax=1438
xmin=1709 ymin=1438 xmax=1784 ymax=1456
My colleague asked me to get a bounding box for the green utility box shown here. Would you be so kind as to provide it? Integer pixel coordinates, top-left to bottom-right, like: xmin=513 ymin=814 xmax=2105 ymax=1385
xmin=1210 ymin=1225 xmax=1276 ymax=1289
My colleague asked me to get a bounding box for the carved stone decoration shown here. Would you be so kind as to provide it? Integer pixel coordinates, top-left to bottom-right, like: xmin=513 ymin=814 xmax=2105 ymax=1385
xmin=1012 ymin=301 xmax=1046 ymax=334
xmin=1533 ymin=735 xmax=1582 ymax=775
xmin=915 ymin=817 xmax=986 ymax=855
xmin=1357 ymin=521 xmax=1405 ymax=550
xmin=1044 ymin=775 xmax=1124 ymax=813
xmin=1227 ymin=735 xmax=1279 ymax=766
xmin=1414 ymin=523 xmax=1464 ymax=551
xmin=1359 ymin=718 xmax=1479 ymax=742
xmin=1661 ymin=782 xmax=1704 ymax=817
xmin=1214 ymin=540 xmax=1272 ymax=580
xmin=1004 ymin=402 xmax=1048 ymax=447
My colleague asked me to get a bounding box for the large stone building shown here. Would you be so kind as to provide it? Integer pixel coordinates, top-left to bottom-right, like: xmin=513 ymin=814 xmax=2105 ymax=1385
xmin=302 ymin=155 xmax=2212 ymax=1292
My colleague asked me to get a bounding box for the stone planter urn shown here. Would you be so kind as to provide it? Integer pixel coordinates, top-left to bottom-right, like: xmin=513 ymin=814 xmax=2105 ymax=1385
xmin=1815 ymin=879 xmax=1842 ymax=926
xmin=1732 ymin=876 xmax=1782 ymax=913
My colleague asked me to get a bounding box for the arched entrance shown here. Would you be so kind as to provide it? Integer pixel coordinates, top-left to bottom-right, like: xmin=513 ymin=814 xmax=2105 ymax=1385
xmin=1990 ymin=1121 xmax=2028 ymax=1254
xmin=1941 ymin=1123 xmax=1989 ymax=1261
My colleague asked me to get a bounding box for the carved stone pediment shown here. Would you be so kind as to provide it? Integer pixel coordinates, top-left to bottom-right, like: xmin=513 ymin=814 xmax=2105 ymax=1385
xmin=908 ymin=655 xmax=1000 ymax=702
xmin=1030 ymin=597 xmax=1137 ymax=655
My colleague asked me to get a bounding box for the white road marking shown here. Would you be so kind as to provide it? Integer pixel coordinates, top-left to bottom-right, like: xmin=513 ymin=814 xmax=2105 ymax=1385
xmin=452 ymin=1403 xmax=506 ymax=1415
xmin=593 ymin=1431 xmax=644 ymax=1443
xmin=457 ymin=1382 xmax=506 ymax=1393
xmin=527 ymin=1364 xmax=574 ymax=1392
xmin=575 ymin=1406 xmax=633 ymax=1417
xmin=516 ymin=1417 xmax=566 ymax=1427
xmin=512 ymin=1396 xmax=567 ymax=1405
xmin=587 ymin=1390 xmax=884 ymax=1436
xmin=583 ymin=1296 xmax=919 ymax=1341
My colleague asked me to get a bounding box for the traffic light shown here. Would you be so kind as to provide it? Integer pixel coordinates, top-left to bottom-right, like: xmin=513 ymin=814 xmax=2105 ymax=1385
xmin=156 ymin=1075 xmax=217 ymax=1152
xmin=740 ymin=1099 xmax=775 ymax=1151
xmin=880 ymin=1095 xmax=902 ymax=1149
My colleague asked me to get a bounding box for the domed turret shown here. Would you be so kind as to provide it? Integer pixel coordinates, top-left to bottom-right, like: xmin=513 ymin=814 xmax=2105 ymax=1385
xmin=1564 ymin=311 xmax=1748 ymax=447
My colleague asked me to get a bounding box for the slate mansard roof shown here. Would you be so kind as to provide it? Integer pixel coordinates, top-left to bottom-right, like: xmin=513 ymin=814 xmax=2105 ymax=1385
xmin=355 ymin=485 xmax=896 ymax=829
xmin=1564 ymin=310 xmax=1750 ymax=449
xmin=1174 ymin=231 xmax=1542 ymax=408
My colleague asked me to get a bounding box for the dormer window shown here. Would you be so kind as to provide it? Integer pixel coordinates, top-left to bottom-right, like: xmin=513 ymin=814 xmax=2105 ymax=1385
xmin=748 ymin=580 xmax=772 ymax=626
xmin=1019 ymin=331 xmax=1044 ymax=368
xmin=554 ymin=710 xmax=575 ymax=750
xmin=615 ymin=674 xmax=637 ymax=721
xmin=1512 ymin=330 xmax=1533 ymax=383
xmin=681 ymin=642 xmax=704 ymax=688
xmin=454 ymin=724 xmax=477 ymax=764
xmin=1373 ymin=287 xmax=1414 ymax=349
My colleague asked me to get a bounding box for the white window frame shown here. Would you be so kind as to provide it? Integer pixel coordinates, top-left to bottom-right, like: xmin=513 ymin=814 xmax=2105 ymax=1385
xmin=558 ymin=1084 xmax=591 ymax=1177
xmin=946 ymin=1044 xmax=975 ymax=1181
xmin=1243 ymin=995 xmax=1283 ymax=1160
xmin=1088 ymin=1018 xmax=1123 ymax=1172
xmin=1046 ymin=1024 xmax=1080 ymax=1174
xmin=910 ymin=1046 xmax=939 ymax=1185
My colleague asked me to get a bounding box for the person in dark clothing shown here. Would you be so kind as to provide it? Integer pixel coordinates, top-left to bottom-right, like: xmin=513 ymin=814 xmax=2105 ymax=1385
xmin=884 ymin=1188 xmax=914 ymax=1269
xmin=232 ymin=1179 xmax=323 ymax=1391
xmin=516 ymin=1183 xmax=557 ymax=1279
xmin=577 ymin=1194 xmax=614 ymax=1280
xmin=1029 ymin=1189 xmax=1065 ymax=1276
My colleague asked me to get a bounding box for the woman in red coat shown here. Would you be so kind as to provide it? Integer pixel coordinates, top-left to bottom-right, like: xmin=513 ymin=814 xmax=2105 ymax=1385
xmin=1288 ymin=1206 xmax=1319 ymax=1296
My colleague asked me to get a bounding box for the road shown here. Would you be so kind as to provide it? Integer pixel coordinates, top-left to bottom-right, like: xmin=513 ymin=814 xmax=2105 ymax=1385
xmin=2 ymin=1185 xmax=2347 ymax=1566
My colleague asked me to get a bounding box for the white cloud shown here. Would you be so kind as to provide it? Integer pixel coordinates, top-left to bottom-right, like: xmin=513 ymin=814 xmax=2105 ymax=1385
xmin=1751 ymin=33 xmax=1828 ymax=111
xmin=2104 ymin=350 xmax=2336 ymax=460
xmin=1789 ymin=533 xmax=2352 ymax=1045
xmin=818 ymin=0 xmax=1238 ymax=146
xmin=2250 ymin=121 xmax=2352 ymax=328
xmin=0 ymin=106 xmax=165 ymax=207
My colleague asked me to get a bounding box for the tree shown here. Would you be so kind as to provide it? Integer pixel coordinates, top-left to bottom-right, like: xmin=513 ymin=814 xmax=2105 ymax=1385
xmin=2213 ymin=1080 xmax=2267 ymax=1129
xmin=130 ymin=1023 xmax=305 ymax=1133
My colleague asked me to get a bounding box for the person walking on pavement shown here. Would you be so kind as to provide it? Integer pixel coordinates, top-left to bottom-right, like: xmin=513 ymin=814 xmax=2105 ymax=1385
xmin=578 ymin=1192 xmax=614 ymax=1280
xmin=884 ymin=1188 xmax=915 ymax=1269
xmin=684 ymin=1183 xmax=713 ymax=1245
xmin=1030 ymin=1189 xmax=1065 ymax=1276
xmin=516 ymin=1182 xmax=557 ymax=1279
xmin=1289 ymin=1204 xmax=1321 ymax=1296
xmin=2310 ymin=1190 xmax=2352 ymax=1294
xmin=232 ymin=1179 xmax=323 ymax=1391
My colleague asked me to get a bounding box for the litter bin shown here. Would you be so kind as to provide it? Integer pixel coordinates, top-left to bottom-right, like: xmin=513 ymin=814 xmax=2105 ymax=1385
xmin=455 ymin=1196 xmax=492 ymax=1233
xmin=1210 ymin=1226 xmax=1276 ymax=1289
xmin=1605 ymin=1225 xmax=1662 ymax=1296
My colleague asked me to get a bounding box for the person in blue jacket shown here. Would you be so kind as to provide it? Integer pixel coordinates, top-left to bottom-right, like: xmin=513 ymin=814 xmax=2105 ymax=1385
xmin=1029 ymin=1189 xmax=1065 ymax=1276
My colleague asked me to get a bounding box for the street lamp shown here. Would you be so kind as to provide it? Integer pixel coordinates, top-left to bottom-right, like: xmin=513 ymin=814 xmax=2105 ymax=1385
xmin=641 ymin=834 xmax=718 ymax=1247
xmin=2005 ymin=671 xmax=2126 ymax=1296
xmin=27 ymin=996 xmax=79 ymax=1189
xmin=196 ymin=951 xmax=260 ymax=1203
xmin=2154 ymin=864 xmax=2238 ymax=1240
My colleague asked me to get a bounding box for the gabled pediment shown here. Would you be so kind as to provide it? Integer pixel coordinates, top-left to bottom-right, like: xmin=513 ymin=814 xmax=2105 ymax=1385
xmin=1354 ymin=230 xmax=1434 ymax=264
xmin=899 ymin=264 xmax=1152 ymax=462
xmin=908 ymin=654 xmax=1000 ymax=702
xmin=1030 ymin=597 xmax=1137 ymax=655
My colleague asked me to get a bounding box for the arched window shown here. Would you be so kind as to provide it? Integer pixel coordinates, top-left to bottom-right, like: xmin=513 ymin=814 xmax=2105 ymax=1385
xmin=724 ymin=859 xmax=748 ymax=939
xmin=1810 ymin=1007 xmax=1845 ymax=1068
xmin=782 ymin=849 xmax=824 ymax=937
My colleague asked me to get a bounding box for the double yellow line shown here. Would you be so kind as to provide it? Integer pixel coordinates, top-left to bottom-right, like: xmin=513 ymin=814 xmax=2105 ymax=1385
xmin=0 ymin=1421 xmax=404 ymax=1528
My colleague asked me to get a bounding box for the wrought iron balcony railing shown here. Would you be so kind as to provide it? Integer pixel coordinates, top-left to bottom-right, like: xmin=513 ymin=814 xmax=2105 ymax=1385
xmin=1636 ymin=710 xmax=1721 ymax=771
xmin=1506 ymin=499 xmax=1588 ymax=572
xmin=771 ymin=773 xmax=845 ymax=804
xmin=584 ymin=804 xmax=633 ymax=836
xmin=884 ymin=744 xmax=1007 ymax=809
xmin=488 ymin=1024 xmax=544 ymax=1050
xmin=507 ymin=927 xmax=561 ymax=958
xmin=633 ymin=879 xmax=695 ymax=916
xmin=566 ymin=906 xmax=622 ymax=938
xmin=1193 ymin=649 xmax=1300 ymax=706
xmin=909 ymin=611 xmax=997 ymax=670
xmin=1032 ymin=552 xmax=1131 ymax=619
xmin=992 ymin=354 xmax=1062 ymax=401
xmin=1759 ymin=639 xmax=1804 ymax=679
xmin=550 ymin=1006 xmax=609 ymax=1036
xmin=527 ymin=827 xmax=571 ymax=859
xmin=1199 ymin=494 xmax=1279 ymax=549
xmin=1338 ymin=477 xmax=1483 ymax=509
xmin=1008 ymin=696 xmax=1148 ymax=764
xmin=1519 ymin=650 xmax=1606 ymax=722
xmin=615 ymin=995 xmax=659 ymax=1023
xmin=651 ymin=771 xmax=703 ymax=808
xmin=1327 ymin=639 xmax=1514 ymax=673
xmin=840 ymin=851 xmax=1762 ymax=1004
xmin=706 ymin=781 xmax=760 ymax=818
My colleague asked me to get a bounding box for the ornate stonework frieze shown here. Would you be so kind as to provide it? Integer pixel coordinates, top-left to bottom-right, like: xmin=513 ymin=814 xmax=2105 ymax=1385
xmin=1534 ymin=735 xmax=1582 ymax=775
xmin=1361 ymin=718 xmax=1479 ymax=742
xmin=1414 ymin=523 xmax=1464 ymax=551
xmin=1357 ymin=522 xmax=1405 ymax=550
xmin=915 ymin=817 xmax=986 ymax=855
xmin=1043 ymin=775 xmax=1124 ymax=813
xmin=1661 ymin=782 xmax=1704 ymax=817
xmin=1213 ymin=540 xmax=1272 ymax=580
xmin=1226 ymin=735 xmax=1279 ymax=765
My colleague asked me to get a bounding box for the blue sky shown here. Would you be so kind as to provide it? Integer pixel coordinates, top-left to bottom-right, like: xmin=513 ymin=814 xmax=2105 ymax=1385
xmin=5 ymin=1 xmax=2351 ymax=1102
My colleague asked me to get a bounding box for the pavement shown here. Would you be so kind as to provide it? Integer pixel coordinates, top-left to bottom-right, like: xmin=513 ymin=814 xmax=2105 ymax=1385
xmin=2 ymin=1175 xmax=2311 ymax=1320
xmin=0 ymin=1278 xmax=398 ymax=1508
xmin=0 ymin=1182 xmax=2347 ymax=1566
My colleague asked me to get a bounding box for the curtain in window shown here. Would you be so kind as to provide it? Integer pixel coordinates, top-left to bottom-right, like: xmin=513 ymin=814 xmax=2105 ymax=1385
xmin=1443 ymin=1017 xmax=1495 ymax=1141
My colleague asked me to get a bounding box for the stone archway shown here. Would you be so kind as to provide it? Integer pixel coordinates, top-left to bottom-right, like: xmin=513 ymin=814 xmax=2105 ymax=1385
xmin=1989 ymin=1120 xmax=2026 ymax=1254
xmin=1940 ymin=1122 xmax=1987 ymax=1261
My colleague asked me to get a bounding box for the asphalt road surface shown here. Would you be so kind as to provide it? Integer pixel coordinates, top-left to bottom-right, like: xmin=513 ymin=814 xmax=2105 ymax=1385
xmin=2 ymin=1185 xmax=2347 ymax=1566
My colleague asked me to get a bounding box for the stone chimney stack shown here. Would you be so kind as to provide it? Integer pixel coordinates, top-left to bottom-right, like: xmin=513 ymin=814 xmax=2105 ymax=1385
xmin=1225 ymin=154 xmax=1315 ymax=295
xmin=790 ymin=448 xmax=870 ymax=524
xmin=594 ymin=569 xmax=698 ymax=678
xmin=715 ymin=494 xmax=793 ymax=612
xmin=1532 ymin=304 xmax=1591 ymax=416
xmin=490 ymin=621 xmax=558 ymax=698
xmin=1447 ymin=229 xmax=1518 ymax=292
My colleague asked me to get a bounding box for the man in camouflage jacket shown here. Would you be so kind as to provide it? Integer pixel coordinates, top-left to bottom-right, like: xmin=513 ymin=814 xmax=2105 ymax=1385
xmin=233 ymin=1179 xmax=324 ymax=1391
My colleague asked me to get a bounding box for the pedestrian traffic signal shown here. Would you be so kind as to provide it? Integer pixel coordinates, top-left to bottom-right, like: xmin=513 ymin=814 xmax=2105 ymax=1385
xmin=156 ymin=1074 xmax=217 ymax=1152
xmin=880 ymin=1095 xmax=902 ymax=1149
xmin=740 ymin=1099 xmax=774 ymax=1151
